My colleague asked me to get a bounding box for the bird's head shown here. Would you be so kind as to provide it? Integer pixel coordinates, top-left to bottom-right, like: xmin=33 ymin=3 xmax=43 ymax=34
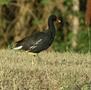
xmin=56 ymin=16 xmax=64 ymax=27
xmin=56 ymin=17 xmax=61 ymax=23
xmin=49 ymin=15 xmax=61 ymax=22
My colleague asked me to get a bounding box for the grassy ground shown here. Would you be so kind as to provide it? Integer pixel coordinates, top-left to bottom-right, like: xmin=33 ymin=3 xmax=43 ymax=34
xmin=0 ymin=49 xmax=91 ymax=90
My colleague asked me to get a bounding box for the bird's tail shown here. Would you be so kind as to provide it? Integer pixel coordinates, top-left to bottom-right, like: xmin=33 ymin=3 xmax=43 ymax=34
xmin=13 ymin=46 xmax=23 ymax=50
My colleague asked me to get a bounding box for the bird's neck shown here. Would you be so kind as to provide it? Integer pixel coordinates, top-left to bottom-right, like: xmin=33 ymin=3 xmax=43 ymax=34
xmin=48 ymin=20 xmax=56 ymax=38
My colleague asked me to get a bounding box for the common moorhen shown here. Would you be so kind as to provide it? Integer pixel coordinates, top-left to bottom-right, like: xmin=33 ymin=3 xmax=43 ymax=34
xmin=14 ymin=15 xmax=61 ymax=53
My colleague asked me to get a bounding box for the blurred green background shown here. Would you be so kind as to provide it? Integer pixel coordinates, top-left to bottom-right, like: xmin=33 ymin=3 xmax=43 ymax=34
xmin=0 ymin=0 xmax=91 ymax=53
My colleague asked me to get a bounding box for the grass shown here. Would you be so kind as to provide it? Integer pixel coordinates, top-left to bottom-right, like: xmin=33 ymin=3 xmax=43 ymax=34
xmin=0 ymin=49 xmax=91 ymax=90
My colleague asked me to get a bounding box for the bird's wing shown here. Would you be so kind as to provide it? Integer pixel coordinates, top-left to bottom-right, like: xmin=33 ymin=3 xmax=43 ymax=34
xmin=28 ymin=32 xmax=49 ymax=49
xmin=14 ymin=31 xmax=49 ymax=50
xmin=29 ymin=38 xmax=43 ymax=50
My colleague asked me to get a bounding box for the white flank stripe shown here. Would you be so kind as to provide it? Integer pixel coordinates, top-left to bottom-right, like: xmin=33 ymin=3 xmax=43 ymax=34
xmin=35 ymin=39 xmax=42 ymax=45
xmin=13 ymin=46 xmax=23 ymax=50
xmin=30 ymin=46 xmax=37 ymax=49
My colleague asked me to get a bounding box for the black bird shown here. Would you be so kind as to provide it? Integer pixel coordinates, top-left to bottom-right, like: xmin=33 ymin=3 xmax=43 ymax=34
xmin=14 ymin=15 xmax=61 ymax=53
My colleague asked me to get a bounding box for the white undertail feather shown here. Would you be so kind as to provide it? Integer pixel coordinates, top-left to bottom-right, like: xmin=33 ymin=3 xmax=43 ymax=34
xmin=13 ymin=46 xmax=23 ymax=50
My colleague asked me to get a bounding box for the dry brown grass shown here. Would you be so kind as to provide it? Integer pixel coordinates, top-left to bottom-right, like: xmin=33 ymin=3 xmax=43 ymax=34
xmin=0 ymin=49 xmax=91 ymax=90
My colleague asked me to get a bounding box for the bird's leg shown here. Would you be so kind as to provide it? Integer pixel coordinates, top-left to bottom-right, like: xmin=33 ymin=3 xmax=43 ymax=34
xmin=36 ymin=53 xmax=41 ymax=60
xmin=26 ymin=51 xmax=36 ymax=56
